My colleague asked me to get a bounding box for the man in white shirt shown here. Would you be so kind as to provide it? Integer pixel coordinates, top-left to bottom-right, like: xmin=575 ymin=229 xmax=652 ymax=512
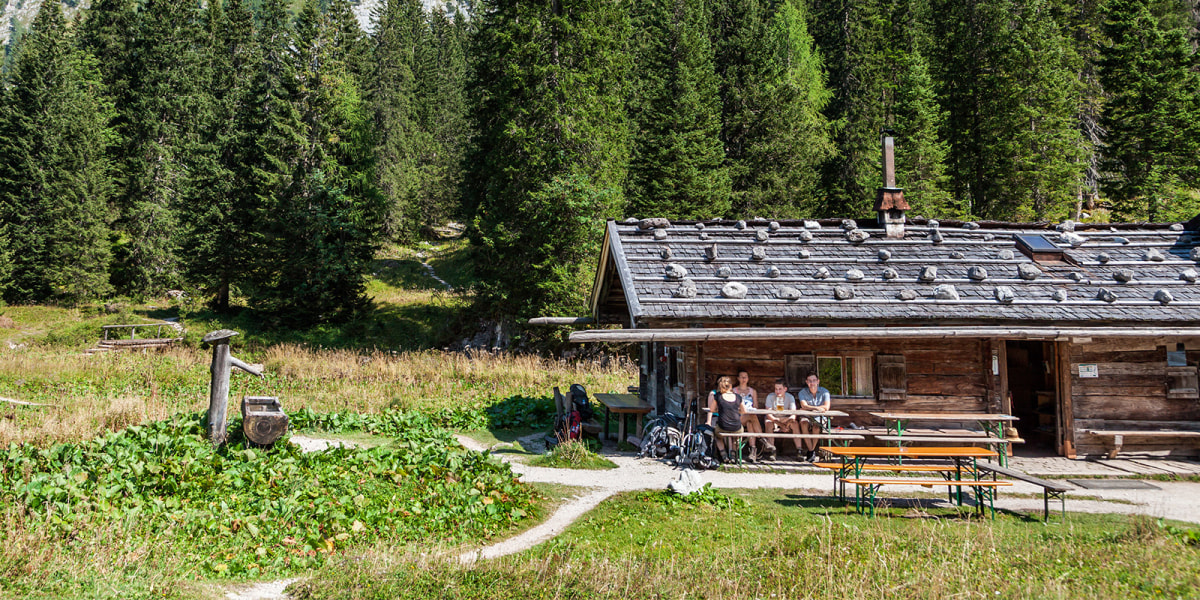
xmin=763 ymin=378 xmax=799 ymax=460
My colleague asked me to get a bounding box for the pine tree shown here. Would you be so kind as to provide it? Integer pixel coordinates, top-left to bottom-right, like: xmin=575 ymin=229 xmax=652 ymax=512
xmin=108 ymin=0 xmax=210 ymax=295
xmin=466 ymin=0 xmax=630 ymax=319
xmin=412 ymin=5 xmax=472 ymax=228
xmin=243 ymin=0 xmax=385 ymax=322
xmin=180 ymin=0 xmax=260 ymax=309
xmin=891 ymin=49 xmax=955 ymax=217
xmin=1099 ymin=0 xmax=1200 ymax=221
xmin=810 ymin=0 xmax=952 ymax=218
xmin=713 ymin=0 xmax=833 ymax=218
xmin=931 ymin=0 xmax=1086 ymax=220
xmin=0 ymin=1 xmax=114 ymax=303
xmin=367 ymin=0 xmax=425 ymax=241
xmin=626 ymin=0 xmax=729 ymax=219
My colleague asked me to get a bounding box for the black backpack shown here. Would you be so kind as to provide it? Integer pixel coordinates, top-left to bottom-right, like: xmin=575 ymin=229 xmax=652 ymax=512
xmin=678 ymin=424 xmax=719 ymax=470
xmin=569 ymin=383 xmax=594 ymax=422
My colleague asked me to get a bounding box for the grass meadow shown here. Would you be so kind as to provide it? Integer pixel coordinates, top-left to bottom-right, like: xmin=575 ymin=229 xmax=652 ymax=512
xmin=294 ymin=489 xmax=1200 ymax=600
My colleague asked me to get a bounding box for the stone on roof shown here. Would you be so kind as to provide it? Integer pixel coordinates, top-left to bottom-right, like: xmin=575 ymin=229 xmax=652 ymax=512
xmin=596 ymin=218 xmax=1200 ymax=325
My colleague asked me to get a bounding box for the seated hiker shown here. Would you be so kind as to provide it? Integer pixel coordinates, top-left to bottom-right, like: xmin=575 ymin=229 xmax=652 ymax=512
xmin=796 ymin=372 xmax=832 ymax=462
xmin=761 ymin=378 xmax=797 ymax=459
xmin=707 ymin=376 xmax=745 ymax=462
xmin=734 ymin=369 xmax=767 ymax=461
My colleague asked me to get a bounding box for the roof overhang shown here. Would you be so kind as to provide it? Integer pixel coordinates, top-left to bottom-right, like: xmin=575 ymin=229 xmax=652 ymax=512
xmin=569 ymin=326 xmax=1200 ymax=344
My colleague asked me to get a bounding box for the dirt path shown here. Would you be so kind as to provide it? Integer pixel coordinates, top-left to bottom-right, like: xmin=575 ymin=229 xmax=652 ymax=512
xmin=223 ymin=578 xmax=299 ymax=600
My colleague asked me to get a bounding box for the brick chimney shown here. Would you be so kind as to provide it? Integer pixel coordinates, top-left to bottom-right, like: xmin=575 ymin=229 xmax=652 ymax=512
xmin=875 ymin=134 xmax=909 ymax=239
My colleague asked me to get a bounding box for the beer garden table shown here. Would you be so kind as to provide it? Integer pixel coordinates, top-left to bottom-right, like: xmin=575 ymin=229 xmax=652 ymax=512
xmin=821 ymin=446 xmax=1002 ymax=513
xmin=870 ymin=412 xmax=1019 ymax=466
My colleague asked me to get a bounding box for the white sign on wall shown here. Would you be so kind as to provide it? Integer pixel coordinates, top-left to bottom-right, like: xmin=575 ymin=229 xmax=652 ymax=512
xmin=1078 ymin=363 xmax=1098 ymax=378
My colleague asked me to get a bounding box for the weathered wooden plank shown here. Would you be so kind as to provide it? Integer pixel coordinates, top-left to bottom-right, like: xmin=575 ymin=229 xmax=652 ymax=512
xmin=1073 ymin=385 xmax=1166 ymax=397
xmin=1068 ymin=362 xmax=1166 ymax=377
xmin=1074 ymin=399 xmax=1200 ymax=421
xmin=907 ymin=376 xmax=987 ymax=396
xmin=1075 ymin=418 xmax=1200 ymax=429
xmin=1071 ymin=351 xmax=1165 ymax=364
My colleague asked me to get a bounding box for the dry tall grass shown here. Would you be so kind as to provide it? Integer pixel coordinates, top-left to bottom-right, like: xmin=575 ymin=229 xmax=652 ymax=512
xmin=0 ymin=345 xmax=635 ymax=446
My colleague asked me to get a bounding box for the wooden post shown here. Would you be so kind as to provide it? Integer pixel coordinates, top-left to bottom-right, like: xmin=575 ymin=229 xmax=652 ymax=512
xmin=203 ymin=329 xmax=264 ymax=447
xmin=998 ymin=342 xmax=1010 ymax=415
xmin=1057 ymin=340 xmax=1075 ymax=458
xmin=208 ymin=339 xmax=233 ymax=446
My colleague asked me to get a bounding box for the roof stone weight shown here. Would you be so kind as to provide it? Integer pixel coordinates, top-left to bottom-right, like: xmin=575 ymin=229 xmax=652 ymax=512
xmin=596 ymin=218 xmax=1200 ymax=325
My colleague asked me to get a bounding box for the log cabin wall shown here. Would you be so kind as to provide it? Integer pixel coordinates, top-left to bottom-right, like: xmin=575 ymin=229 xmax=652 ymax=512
xmin=688 ymin=337 xmax=999 ymax=427
xmin=1071 ymin=337 xmax=1200 ymax=458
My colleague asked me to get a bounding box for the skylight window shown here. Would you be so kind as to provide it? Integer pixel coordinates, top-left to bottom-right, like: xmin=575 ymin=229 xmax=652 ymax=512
xmin=1014 ymin=234 xmax=1066 ymax=262
xmin=1015 ymin=235 xmax=1063 ymax=254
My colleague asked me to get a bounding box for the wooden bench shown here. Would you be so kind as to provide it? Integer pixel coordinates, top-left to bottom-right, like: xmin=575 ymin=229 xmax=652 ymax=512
xmin=841 ymin=477 xmax=1012 ymax=518
xmin=813 ymin=461 xmax=974 ymax=502
xmin=875 ymin=435 xmax=1013 ymax=461
xmin=976 ymin=463 xmax=1071 ymax=521
xmin=718 ymin=432 xmax=865 ymax=464
xmin=1081 ymin=429 xmax=1200 ymax=459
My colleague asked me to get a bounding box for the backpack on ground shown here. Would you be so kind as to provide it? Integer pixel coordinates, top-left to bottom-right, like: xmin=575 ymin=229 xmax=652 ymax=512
xmin=678 ymin=424 xmax=719 ymax=470
xmin=639 ymin=416 xmax=682 ymax=459
xmin=569 ymin=383 xmax=594 ymax=422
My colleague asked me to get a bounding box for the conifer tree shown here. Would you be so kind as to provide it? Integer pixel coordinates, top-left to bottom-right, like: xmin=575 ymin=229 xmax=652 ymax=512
xmin=0 ymin=1 xmax=114 ymax=303
xmin=466 ymin=0 xmax=630 ymax=319
xmin=810 ymin=0 xmax=951 ymax=218
xmin=1099 ymin=0 xmax=1200 ymax=221
xmin=887 ymin=52 xmax=953 ymax=217
xmin=243 ymin=0 xmax=385 ymax=322
xmin=181 ymin=0 xmax=259 ymax=309
xmin=931 ymin=0 xmax=1085 ymax=220
xmin=367 ymin=0 xmax=425 ymax=240
xmin=626 ymin=0 xmax=729 ymax=219
xmin=107 ymin=0 xmax=210 ymax=295
xmin=712 ymin=0 xmax=833 ymax=218
xmin=412 ymin=5 xmax=472 ymax=228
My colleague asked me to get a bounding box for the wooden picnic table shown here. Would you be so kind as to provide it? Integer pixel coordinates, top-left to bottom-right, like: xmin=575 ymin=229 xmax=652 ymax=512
xmin=593 ymin=393 xmax=652 ymax=442
xmin=744 ymin=408 xmax=850 ymax=417
xmin=870 ymin=412 xmax=1019 ymax=466
xmin=822 ymin=446 xmax=1001 ymax=515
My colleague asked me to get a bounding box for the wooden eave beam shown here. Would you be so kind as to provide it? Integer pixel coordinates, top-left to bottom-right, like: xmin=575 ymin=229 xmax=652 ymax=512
xmin=568 ymin=326 xmax=1200 ymax=344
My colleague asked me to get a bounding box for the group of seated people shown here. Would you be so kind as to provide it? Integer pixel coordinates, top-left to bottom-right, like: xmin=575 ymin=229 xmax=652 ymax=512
xmin=707 ymin=369 xmax=831 ymax=463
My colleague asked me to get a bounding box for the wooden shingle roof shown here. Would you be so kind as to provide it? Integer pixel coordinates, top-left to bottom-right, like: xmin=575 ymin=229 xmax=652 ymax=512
xmin=591 ymin=217 xmax=1200 ymax=327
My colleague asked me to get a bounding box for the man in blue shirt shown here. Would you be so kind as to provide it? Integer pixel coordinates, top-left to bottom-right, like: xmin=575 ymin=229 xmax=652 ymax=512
xmin=796 ymin=372 xmax=832 ymax=462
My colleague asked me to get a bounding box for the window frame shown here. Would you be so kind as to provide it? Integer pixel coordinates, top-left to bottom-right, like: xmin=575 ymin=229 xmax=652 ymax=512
xmin=814 ymin=352 xmax=875 ymax=398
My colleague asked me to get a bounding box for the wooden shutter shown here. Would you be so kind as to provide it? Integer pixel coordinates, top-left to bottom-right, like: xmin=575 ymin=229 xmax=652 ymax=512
xmin=1167 ymin=349 xmax=1198 ymax=400
xmin=876 ymin=354 xmax=907 ymax=402
xmin=785 ymin=353 xmax=816 ymax=390
xmin=1167 ymin=367 xmax=1199 ymax=400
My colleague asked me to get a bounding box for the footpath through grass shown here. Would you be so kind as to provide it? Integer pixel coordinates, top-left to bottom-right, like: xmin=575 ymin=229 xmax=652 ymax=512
xmin=296 ymin=488 xmax=1200 ymax=600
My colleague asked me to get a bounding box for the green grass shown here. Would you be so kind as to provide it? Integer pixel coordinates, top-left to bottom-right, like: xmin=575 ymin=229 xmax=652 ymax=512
xmin=527 ymin=439 xmax=617 ymax=470
xmin=0 ymin=411 xmax=541 ymax=599
xmin=294 ymin=489 xmax=1200 ymax=600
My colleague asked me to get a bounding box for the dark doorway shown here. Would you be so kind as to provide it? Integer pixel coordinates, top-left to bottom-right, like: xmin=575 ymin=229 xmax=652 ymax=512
xmin=1006 ymin=341 xmax=1059 ymax=454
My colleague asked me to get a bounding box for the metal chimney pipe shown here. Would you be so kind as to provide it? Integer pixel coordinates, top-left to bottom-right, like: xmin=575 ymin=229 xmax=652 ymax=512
xmin=874 ymin=133 xmax=909 ymax=239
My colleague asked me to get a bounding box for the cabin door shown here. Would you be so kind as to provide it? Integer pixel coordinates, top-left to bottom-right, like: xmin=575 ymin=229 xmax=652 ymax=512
xmin=1005 ymin=341 xmax=1062 ymax=455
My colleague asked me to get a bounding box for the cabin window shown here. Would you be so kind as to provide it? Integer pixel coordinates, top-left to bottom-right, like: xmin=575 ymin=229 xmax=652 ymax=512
xmin=816 ymin=354 xmax=874 ymax=397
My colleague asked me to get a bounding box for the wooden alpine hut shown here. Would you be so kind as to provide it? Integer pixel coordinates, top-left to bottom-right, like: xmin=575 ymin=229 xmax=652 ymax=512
xmin=565 ymin=137 xmax=1200 ymax=459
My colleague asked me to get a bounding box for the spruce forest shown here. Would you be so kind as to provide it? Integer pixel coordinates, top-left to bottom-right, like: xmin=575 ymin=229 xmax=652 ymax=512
xmin=1 ymin=0 xmax=1198 ymax=325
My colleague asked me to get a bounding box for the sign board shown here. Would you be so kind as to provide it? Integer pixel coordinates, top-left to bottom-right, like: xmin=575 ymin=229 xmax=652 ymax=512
xmin=1078 ymin=363 xmax=1098 ymax=378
